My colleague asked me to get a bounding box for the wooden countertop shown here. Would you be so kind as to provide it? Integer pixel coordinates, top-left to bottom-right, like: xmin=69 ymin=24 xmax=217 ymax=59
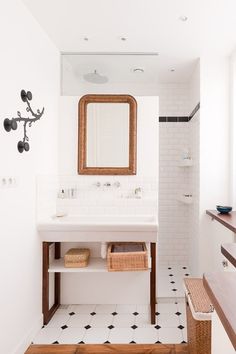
xmin=206 ymin=210 xmax=236 ymax=233
xmin=203 ymin=272 xmax=236 ymax=351
xmin=221 ymin=243 xmax=236 ymax=268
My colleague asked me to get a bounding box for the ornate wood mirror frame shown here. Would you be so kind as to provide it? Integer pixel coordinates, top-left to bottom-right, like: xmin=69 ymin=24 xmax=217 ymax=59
xmin=78 ymin=94 xmax=137 ymax=175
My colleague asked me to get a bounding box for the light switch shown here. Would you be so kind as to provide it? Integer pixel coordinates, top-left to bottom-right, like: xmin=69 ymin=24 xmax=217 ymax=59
xmin=0 ymin=176 xmax=17 ymax=188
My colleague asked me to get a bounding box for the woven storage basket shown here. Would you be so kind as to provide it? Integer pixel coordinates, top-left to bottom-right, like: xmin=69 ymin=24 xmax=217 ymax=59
xmin=107 ymin=242 xmax=148 ymax=272
xmin=64 ymin=248 xmax=90 ymax=268
xmin=184 ymin=278 xmax=213 ymax=354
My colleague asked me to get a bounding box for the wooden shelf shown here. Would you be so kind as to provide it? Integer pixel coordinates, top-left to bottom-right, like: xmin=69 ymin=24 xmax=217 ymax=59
xmin=49 ymin=257 xmax=151 ymax=273
xmin=221 ymin=243 xmax=236 ymax=268
xmin=206 ymin=210 xmax=236 ymax=233
xmin=203 ymin=272 xmax=236 ymax=351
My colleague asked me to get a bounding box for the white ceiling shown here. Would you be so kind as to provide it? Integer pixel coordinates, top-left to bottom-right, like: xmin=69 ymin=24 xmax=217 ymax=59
xmin=23 ymin=0 xmax=236 ymax=84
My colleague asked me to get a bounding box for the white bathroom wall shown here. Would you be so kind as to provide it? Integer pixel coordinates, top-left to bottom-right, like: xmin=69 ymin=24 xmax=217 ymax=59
xmin=0 ymin=1 xmax=60 ymax=353
xmin=198 ymin=55 xmax=231 ymax=275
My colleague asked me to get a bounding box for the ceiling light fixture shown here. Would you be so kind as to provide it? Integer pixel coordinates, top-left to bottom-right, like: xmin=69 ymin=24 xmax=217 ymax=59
xmin=121 ymin=37 xmax=127 ymax=41
xmin=83 ymin=70 xmax=108 ymax=84
xmin=179 ymin=15 xmax=188 ymax=21
xmin=133 ymin=68 xmax=144 ymax=73
xmin=170 ymin=68 xmax=175 ymax=72
xmin=83 ymin=37 xmax=89 ymax=41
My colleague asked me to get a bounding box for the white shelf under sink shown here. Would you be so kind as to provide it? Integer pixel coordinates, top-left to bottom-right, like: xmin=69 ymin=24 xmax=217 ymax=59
xmin=178 ymin=158 xmax=193 ymax=167
xmin=49 ymin=257 xmax=152 ymax=273
xmin=178 ymin=194 xmax=193 ymax=204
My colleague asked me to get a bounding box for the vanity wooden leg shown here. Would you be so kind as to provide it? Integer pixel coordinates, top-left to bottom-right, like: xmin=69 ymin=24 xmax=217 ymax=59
xmin=150 ymin=242 xmax=156 ymax=324
xmin=42 ymin=242 xmax=61 ymax=325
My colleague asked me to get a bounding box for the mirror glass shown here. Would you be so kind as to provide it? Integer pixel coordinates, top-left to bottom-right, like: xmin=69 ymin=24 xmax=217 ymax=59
xmin=86 ymin=103 xmax=129 ymax=167
xmin=78 ymin=94 xmax=137 ymax=175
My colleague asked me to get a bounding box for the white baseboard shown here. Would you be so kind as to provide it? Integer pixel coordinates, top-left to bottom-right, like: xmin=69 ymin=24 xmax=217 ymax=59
xmin=12 ymin=314 xmax=43 ymax=354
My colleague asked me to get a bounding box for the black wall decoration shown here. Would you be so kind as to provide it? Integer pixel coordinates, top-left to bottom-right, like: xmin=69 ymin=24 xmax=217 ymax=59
xmin=3 ymin=90 xmax=45 ymax=153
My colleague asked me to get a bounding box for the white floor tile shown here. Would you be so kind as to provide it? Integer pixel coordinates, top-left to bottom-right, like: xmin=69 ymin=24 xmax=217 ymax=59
xmin=109 ymin=328 xmax=134 ymax=343
xmin=135 ymin=313 xmax=154 ymax=328
xmin=58 ymin=327 xmax=86 ymax=344
xmin=90 ymin=314 xmax=114 ymax=327
xmin=157 ymin=313 xmax=180 ymax=327
xmin=136 ymin=304 xmax=150 ymax=314
xmin=113 ymin=314 xmax=135 ymax=327
xmin=71 ymin=304 xmax=96 ymax=314
xmin=95 ymin=304 xmax=116 ymax=314
xmin=33 ymin=327 xmax=62 ymax=344
xmin=67 ymin=314 xmax=92 ymax=328
xmin=46 ymin=314 xmax=70 ymax=328
xmin=158 ymin=327 xmax=183 ymax=343
xmin=133 ymin=327 xmax=159 ymax=343
xmin=157 ymin=302 xmax=178 ymax=314
xmin=182 ymin=327 xmax=187 ymax=342
xmin=116 ymin=304 xmax=136 ymax=313
xmin=84 ymin=328 xmax=110 ymax=344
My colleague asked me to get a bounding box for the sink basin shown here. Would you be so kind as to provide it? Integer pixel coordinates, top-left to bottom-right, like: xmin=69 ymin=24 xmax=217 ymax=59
xmin=37 ymin=214 xmax=158 ymax=242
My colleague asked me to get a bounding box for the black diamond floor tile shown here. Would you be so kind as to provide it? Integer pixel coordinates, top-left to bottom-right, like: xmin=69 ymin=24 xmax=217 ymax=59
xmin=52 ymin=341 xmax=59 ymax=344
xmin=133 ymin=312 xmax=139 ymax=316
xmin=155 ymin=340 xmax=162 ymax=343
xmin=155 ymin=325 xmax=161 ymax=329
xmin=175 ymin=311 xmax=181 ymax=316
xmin=108 ymin=325 xmax=114 ymax=329
xmin=130 ymin=341 xmax=136 ymax=344
xmin=170 ymin=281 xmax=175 ymax=284
xmin=104 ymin=341 xmax=110 ymax=344
xmin=168 ymin=267 xmax=172 ymax=270
xmin=185 ymin=274 xmax=190 ymax=276
xmin=78 ymin=341 xmax=85 ymax=344
xmin=131 ymin=325 xmax=138 ymax=329
xmin=172 ymin=289 xmax=177 ymax=292
xmin=69 ymin=312 xmax=75 ymax=316
xmin=182 ymin=267 xmax=187 ymax=269
xmin=90 ymin=312 xmax=96 ymax=316
xmin=111 ymin=312 xmax=118 ymax=316
xmin=61 ymin=325 xmax=68 ymax=330
xmin=84 ymin=325 xmax=91 ymax=330
xmin=155 ymin=312 xmax=160 ymax=316
xmin=181 ymin=340 xmax=187 ymax=343
xmin=169 ymin=274 xmax=173 ymax=277
xmin=178 ymin=325 xmax=185 ymax=329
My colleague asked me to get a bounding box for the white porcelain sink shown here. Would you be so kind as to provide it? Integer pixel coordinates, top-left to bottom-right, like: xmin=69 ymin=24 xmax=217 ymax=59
xmin=37 ymin=214 xmax=158 ymax=242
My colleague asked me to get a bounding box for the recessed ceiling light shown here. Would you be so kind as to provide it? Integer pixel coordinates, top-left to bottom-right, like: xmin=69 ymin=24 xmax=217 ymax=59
xmin=121 ymin=37 xmax=127 ymax=41
xmin=179 ymin=15 xmax=188 ymax=21
xmin=133 ymin=68 xmax=144 ymax=73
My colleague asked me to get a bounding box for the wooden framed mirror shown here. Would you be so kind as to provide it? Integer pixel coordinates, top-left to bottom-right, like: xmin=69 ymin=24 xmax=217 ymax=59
xmin=78 ymin=94 xmax=137 ymax=175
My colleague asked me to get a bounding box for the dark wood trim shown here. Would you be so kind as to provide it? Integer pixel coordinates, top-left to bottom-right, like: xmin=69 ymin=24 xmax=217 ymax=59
xmin=206 ymin=210 xmax=236 ymax=233
xmin=42 ymin=242 xmax=61 ymax=325
xmin=150 ymin=242 xmax=156 ymax=324
xmin=78 ymin=94 xmax=137 ymax=175
xmin=25 ymin=344 xmax=189 ymax=354
xmin=221 ymin=243 xmax=236 ymax=268
xmin=203 ymin=272 xmax=236 ymax=351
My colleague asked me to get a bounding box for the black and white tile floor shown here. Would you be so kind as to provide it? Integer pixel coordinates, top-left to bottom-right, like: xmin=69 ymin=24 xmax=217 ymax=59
xmin=33 ymin=265 xmax=190 ymax=344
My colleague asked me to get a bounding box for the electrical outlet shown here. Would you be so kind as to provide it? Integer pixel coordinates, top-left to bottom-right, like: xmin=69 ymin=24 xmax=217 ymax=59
xmin=0 ymin=176 xmax=17 ymax=188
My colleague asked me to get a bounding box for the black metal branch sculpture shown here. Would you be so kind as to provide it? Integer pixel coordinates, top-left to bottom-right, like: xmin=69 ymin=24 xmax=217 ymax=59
xmin=3 ymin=90 xmax=45 ymax=153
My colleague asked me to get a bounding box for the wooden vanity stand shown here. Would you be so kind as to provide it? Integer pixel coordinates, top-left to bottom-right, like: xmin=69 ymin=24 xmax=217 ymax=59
xmin=42 ymin=242 xmax=156 ymax=325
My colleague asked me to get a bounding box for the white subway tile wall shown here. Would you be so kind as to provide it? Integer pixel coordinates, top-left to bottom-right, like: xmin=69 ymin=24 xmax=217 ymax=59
xmin=158 ymin=83 xmax=199 ymax=268
xmin=37 ymin=175 xmax=158 ymax=219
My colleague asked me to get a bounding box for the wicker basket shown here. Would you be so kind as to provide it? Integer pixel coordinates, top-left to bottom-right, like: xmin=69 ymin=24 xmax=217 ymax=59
xmin=184 ymin=278 xmax=212 ymax=354
xmin=64 ymin=248 xmax=90 ymax=268
xmin=107 ymin=242 xmax=148 ymax=272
